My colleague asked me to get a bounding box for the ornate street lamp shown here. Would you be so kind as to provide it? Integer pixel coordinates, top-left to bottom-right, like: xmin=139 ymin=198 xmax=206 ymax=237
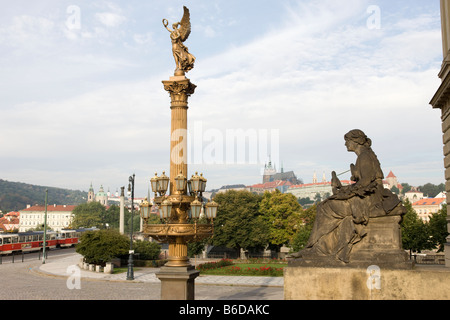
xmin=126 ymin=174 xmax=135 ymax=281
xmin=157 ymin=171 xmax=170 ymax=196
xmin=190 ymin=199 xmax=202 ymax=219
xmin=174 ymin=171 xmax=187 ymax=193
xmin=189 ymin=172 xmax=201 ymax=194
xmin=199 ymin=173 xmax=207 ymax=193
xmin=159 ymin=198 xmax=172 ymax=221
xmin=140 ymin=197 xmax=151 ymax=221
xmin=205 ymin=200 xmax=218 ymax=220
xmin=142 ymin=6 xmax=218 ymax=300
xmin=150 ymin=173 xmax=159 ymax=196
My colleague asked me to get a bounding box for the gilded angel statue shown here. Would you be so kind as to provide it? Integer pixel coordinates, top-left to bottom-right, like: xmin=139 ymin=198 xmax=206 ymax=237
xmin=163 ymin=6 xmax=196 ymax=76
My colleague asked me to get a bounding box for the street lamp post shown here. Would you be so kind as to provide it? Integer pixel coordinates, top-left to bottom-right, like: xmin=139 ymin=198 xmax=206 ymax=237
xmin=42 ymin=189 xmax=48 ymax=264
xmin=141 ymin=6 xmax=219 ymax=300
xmin=126 ymin=174 xmax=135 ymax=281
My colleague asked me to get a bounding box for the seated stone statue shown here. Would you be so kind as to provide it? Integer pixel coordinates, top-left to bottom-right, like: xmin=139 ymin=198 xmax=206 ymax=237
xmin=290 ymin=129 xmax=406 ymax=264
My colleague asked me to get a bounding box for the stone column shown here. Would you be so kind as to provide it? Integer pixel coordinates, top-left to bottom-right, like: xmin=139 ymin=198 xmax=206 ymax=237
xmin=156 ymin=75 xmax=199 ymax=300
xmin=162 ymin=76 xmax=196 ymax=195
xmin=430 ymin=0 xmax=450 ymax=268
xmin=119 ymin=186 xmax=125 ymax=235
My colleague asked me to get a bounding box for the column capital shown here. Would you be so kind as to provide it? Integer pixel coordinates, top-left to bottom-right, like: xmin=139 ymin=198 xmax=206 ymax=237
xmin=162 ymin=77 xmax=196 ymax=108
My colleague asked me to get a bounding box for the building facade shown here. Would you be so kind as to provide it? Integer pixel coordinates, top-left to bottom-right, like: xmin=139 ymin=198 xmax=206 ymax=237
xmin=0 ymin=212 xmax=20 ymax=232
xmin=404 ymin=189 xmax=424 ymax=203
xmin=412 ymin=198 xmax=446 ymax=222
xmin=430 ymin=0 xmax=450 ymax=267
xmin=287 ymin=180 xmax=354 ymax=201
xmin=18 ymin=204 xmax=76 ymax=232
xmin=248 ymin=180 xmax=292 ymax=194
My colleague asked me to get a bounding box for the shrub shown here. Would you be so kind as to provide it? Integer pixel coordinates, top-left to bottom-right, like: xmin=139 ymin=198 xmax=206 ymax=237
xmin=76 ymin=229 xmax=129 ymax=266
xmin=196 ymin=259 xmax=233 ymax=271
xmin=133 ymin=240 xmax=161 ymax=260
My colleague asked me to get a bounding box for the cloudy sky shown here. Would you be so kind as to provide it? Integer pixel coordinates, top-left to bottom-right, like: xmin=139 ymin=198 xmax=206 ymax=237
xmin=0 ymin=0 xmax=446 ymax=197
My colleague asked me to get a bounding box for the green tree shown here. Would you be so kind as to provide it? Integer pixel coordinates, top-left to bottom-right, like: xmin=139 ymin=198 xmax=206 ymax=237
xmin=71 ymin=202 xmax=106 ymax=229
xmin=259 ymin=190 xmax=303 ymax=251
xmin=313 ymin=193 xmax=322 ymax=204
xmin=297 ymin=197 xmax=312 ymax=207
xmin=401 ymin=199 xmax=433 ymax=256
xmin=133 ymin=240 xmax=161 ymax=260
xmin=428 ymin=204 xmax=449 ymax=252
xmin=105 ymin=205 xmax=120 ymax=229
xmin=76 ymin=229 xmax=129 ymax=265
xmin=419 ymin=183 xmax=445 ymax=198
xmin=212 ymin=190 xmax=267 ymax=254
xmin=401 ymin=183 xmax=412 ymax=194
xmin=291 ymin=204 xmax=317 ymax=252
xmin=391 ymin=185 xmax=400 ymax=195
xmin=188 ymin=240 xmax=207 ymax=258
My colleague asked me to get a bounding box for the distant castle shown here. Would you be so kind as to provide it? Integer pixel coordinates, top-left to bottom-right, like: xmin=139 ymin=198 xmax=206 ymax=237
xmin=262 ymin=160 xmax=302 ymax=185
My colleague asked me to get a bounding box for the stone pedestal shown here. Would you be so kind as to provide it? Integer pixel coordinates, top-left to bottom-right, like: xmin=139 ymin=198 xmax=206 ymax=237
xmin=350 ymin=215 xmax=411 ymax=269
xmin=156 ymin=266 xmax=200 ymax=300
xmin=284 ymin=265 xmax=450 ymax=300
xmin=291 ymin=215 xmax=412 ymax=269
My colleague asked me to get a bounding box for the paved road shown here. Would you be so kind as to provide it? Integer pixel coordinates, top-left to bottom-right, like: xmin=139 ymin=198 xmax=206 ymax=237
xmin=0 ymin=249 xmax=284 ymax=300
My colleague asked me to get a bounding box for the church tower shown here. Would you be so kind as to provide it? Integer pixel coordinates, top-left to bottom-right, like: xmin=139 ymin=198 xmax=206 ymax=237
xmin=87 ymin=183 xmax=95 ymax=203
xmin=263 ymin=159 xmax=277 ymax=183
xmin=96 ymin=185 xmax=108 ymax=206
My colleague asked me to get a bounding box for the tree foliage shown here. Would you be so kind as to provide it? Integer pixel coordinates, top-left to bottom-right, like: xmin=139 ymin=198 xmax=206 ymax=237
xmin=418 ymin=183 xmax=445 ymax=198
xmin=291 ymin=205 xmax=316 ymax=252
xmin=212 ymin=190 xmax=268 ymax=252
xmin=76 ymin=229 xmax=129 ymax=265
xmin=401 ymin=199 xmax=433 ymax=254
xmin=259 ymin=190 xmax=303 ymax=249
xmin=428 ymin=204 xmax=449 ymax=252
xmin=0 ymin=179 xmax=87 ymax=213
xmin=71 ymin=202 xmax=106 ymax=229
xmin=133 ymin=240 xmax=161 ymax=260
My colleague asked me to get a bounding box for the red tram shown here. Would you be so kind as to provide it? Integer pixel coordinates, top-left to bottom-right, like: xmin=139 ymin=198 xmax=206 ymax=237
xmin=0 ymin=228 xmax=96 ymax=254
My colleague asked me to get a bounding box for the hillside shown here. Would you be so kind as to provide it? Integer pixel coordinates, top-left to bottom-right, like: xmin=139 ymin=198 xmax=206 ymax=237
xmin=0 ymin=179 xmax=87 ymax=213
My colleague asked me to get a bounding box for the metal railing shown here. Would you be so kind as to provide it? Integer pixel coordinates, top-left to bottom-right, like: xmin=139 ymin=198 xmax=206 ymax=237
xmin=0 ymin=250 xmax=49 ymax=264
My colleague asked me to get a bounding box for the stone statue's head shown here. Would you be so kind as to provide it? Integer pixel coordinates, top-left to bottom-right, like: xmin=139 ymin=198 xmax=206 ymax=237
xmin=344 ymin=129 xmax=372 ymax=147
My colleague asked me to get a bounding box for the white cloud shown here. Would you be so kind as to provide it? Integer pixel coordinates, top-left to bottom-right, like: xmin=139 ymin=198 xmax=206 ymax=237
xmin=0 ymin=1 xmax=445 ymax=194
xmin=95 ymin=12 xmax=126 ymax=27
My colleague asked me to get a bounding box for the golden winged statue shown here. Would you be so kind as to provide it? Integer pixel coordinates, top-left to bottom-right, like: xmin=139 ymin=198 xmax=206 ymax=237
xmin=163 ymin=6 xmax=196 ymax=76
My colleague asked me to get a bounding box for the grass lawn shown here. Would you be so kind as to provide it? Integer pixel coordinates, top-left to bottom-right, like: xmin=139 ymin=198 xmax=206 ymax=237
xmin=198 ymin=262 xmax=287 ymax=277
xmin=113 ymin=267 xmax=141 ymax=274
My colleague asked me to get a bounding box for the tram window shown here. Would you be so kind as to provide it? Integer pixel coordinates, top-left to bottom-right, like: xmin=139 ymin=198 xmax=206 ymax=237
xmin=19 ymin=236 xmax=25 ymax=243
xmin=33 ymin=235 xmax=38 ymax=241
xmin=28 ymin=236 xmax=33 ymax=241
xmin=4 ymin=237 xmax=11 ymax=244
xmin=12 ymin=237 xmax=18 ymax=243
xmin=0 ymin=238 xmax=2 ymax=245
xmin=38 ymin=235 xmax=43 ymax=241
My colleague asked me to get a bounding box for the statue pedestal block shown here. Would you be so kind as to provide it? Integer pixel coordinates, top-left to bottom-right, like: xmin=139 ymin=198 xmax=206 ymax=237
xmin=156 ymin=266 xmax=200 ymax=300
xmin=349 ymin=215 xmax=412 ymax=269
xmin=284 ymin=265 xmax=450 ymax=300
